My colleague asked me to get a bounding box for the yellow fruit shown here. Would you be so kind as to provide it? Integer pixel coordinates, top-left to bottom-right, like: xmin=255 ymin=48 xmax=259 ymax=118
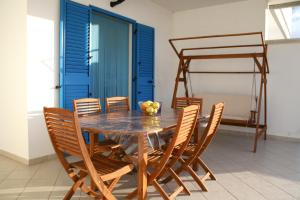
xmin=153 ymin=108 xmax=158 ymax=113
xmin=152 ymin=102 xmax=160 ymax=109
xmin=146 ymin=107 xmax=154 ymax=113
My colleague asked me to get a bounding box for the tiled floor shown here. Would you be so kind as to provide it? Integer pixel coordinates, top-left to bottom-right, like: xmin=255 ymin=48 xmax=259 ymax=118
xmin=0 ymin=132 xmax=300 ymax=200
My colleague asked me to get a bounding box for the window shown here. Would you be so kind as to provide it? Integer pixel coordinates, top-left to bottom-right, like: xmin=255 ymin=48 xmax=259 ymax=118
xmin=266 ymin=1 xmax=300 ymax=40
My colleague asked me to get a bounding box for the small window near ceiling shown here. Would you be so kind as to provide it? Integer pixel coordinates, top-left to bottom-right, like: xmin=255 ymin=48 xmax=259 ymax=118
xmin=266 ymin=0 xmax=300 ymax=41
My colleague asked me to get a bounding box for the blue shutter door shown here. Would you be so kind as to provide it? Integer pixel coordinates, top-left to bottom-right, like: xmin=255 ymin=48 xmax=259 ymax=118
xmin=60 ymin=1 xmax=90 ymax=110
xmin=136 ymin=24 xmax=155 ymax=106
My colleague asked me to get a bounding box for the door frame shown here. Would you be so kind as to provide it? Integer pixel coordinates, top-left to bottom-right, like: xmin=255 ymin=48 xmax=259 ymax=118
xmin=89 ymin=6 xmax=137 ymax=109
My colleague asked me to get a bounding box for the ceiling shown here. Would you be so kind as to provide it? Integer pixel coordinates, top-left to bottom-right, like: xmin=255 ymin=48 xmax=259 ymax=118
xmin=151 ymin=0 xmax=248 ymax=12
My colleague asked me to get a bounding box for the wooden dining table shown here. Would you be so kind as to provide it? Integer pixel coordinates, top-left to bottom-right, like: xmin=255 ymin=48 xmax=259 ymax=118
xmin=79 ymin=109 xmax=203 ymax=200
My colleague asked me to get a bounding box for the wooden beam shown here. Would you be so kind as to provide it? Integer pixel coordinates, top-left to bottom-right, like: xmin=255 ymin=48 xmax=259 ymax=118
xmin=169 ymin=40 xmax=180 ymax=57
xmin=188 ymin=71 xmax=262 ymax=74
xmin=182 ymin=44 xmax=264 ymax=52
xmin=183 ymin=53 xmax=264 ymax=60
xmin=172 ymin=55 xmax=184 ymax=108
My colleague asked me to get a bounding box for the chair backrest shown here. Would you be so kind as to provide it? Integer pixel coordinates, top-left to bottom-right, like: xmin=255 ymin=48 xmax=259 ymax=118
xmin=43 ymin=107 xmax=117 ymax=200
xmin=187 ymin=103 xmax=224 ymax=164
xmin=149 ymin=105 xmax=200 ymax=181
xmin=44 ymin=107 xmax=83 ymax=158
xmin=73 ymin=98 xmax=101 ymax=116
xmin=106 ymin=96 xmax=130 ymax=113
xmin=175 ymin=97 xmax=203 ymax=111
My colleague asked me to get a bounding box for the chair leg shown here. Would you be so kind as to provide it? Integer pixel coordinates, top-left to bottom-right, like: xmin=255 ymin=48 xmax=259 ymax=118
xmin=91 ymin=179 xmax=96 ymax=192
xmin=80 ymin=184 xmax=98 ymax=198
xmin=168 ymin=168 xmax=191 ymax=195
xmin=126 ymin=189 xmax=138 ymax=199
xmin=152 ymin=179 xmax=171 ymax=200
xmin=107 ymin=177 xmax=121 ymax=191
xmin=183 ymin=164 xmax=208 ymax=192
xmin=78 ymin=171 xmax=98 ymax=197
xmin=64 ymin=172 xmax=86 ymax=200
xmin=161 ymin=164 xmax=184 ymax=184
xmin=101 ymin=177 xmax=121 ymax=200
xmin=196 ymin=158 xmax=216 ymax=180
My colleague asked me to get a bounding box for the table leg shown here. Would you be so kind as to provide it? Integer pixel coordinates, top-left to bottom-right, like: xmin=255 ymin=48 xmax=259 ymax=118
xmin=138 ymin=133 xmax=148 ymax=200
xmin=192 ymin=124 xmax=199 ymax=171
xmin=89 ymin=132 xmax=95 ymax=157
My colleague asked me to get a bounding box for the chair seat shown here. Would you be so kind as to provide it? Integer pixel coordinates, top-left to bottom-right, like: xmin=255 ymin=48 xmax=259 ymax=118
xmin=147 ymin=149 xmax=165 ymax=164
xmin=173 ymin=143 xmax=202 ymax=157
xmin=71 ymin=154 xmax=133 ymax=182
xmin=129 ymin=148 xmax=167 ymax=166
xmin=86 ymin=139 xmax=121 ymax=154
xmin=182 ymin=143 xmax=197 ymax=155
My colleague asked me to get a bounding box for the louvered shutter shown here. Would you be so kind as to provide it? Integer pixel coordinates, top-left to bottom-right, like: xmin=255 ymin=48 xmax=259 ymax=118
xmin=135 ymin=24 xmax=155 ymax=105
xmin=60 ymin=1 xmax=90 ymax=110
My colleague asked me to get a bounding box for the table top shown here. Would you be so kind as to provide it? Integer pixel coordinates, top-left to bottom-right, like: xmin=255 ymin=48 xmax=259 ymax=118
xmin=79 ymin=109 xmax=182 ymax=135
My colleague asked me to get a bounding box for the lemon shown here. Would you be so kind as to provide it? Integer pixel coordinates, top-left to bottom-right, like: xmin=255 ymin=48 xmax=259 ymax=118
xmin=152 ymin=102 xmax=160 ymax=109
xmin=146 ymin=107 xmax=154 ymax=113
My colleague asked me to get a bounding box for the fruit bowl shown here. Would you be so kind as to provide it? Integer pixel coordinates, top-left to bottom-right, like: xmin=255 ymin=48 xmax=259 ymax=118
xmin=139 ymin=101 xmax=161 ymax=116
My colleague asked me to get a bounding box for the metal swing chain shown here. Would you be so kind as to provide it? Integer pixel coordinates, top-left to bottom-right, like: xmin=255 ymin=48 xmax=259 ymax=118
xmin=248 ymin=59 xmax=258 ymax=126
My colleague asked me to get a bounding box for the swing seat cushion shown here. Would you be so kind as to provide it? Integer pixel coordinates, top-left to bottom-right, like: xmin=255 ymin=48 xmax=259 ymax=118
xmin=194 ymin=93 xmax=256 ymax=121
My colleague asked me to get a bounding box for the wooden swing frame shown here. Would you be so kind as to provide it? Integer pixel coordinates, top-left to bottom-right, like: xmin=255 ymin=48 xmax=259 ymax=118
xmin=169 ymin=32 xmax=269 ymax=152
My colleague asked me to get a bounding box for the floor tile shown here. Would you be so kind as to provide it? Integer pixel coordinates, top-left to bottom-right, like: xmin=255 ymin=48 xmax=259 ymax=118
xmin=0 ymin=132 xmax=299 ymax=200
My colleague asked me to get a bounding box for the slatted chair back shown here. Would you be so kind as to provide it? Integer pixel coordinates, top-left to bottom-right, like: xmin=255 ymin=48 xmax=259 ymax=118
xmin=175 ymin=97 xmax=203 ymax=111
xmin=188 ymin=103 xmax=224 ymax=164
xmin=149 ymin=105 xmax=200 ymax=181
xmin=106 ymin=96 xmax=130 ymax=113
xmin=44 ymin=107 xmax=83 ymax=158
xmin=43 ymin=107 xmax=118 ymax=200
xmin=73 ymin=98 xmax=101 ymax=116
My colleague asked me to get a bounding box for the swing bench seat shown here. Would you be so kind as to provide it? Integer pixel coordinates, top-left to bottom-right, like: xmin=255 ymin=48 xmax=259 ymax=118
xmin=194 ymin=93 xmax=266 ymax=127
xmin=221 ymin=118 xmax=265 ymax=128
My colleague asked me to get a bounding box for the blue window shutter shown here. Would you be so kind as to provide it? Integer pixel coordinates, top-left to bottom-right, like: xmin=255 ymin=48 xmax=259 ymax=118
xmin=60 ymin=0 xmax=90 ymax=111
xmin=135 ymin=23 xmax=155 ymax=107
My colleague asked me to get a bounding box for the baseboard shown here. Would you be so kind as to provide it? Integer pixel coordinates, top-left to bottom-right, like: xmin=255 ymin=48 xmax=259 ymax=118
xmin=0 ymin=149 xmax=29 ymax=165
xmin=28 ymin=154 xmax=57 ymax=165
xmin=0 ymin=149 xmax=56 ymax=165
xmin=218 ymin=129 xmax=300 ymax=143
xmin=266 ymin=134 xmax=300 ymax=143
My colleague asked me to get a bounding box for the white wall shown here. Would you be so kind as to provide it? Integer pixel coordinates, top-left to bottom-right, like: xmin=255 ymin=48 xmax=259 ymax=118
xmin=25 ymin=0 xmax=173 ymax=159
xmin=268 ymin=42 xmax=300 ymax=138
xmin=27 ymin=0 xmax=60 ymax=159
xmin=0 ymin=0 xmax=29 ymax=159
xmin=172 ymin=0 xmax=300 ymax=138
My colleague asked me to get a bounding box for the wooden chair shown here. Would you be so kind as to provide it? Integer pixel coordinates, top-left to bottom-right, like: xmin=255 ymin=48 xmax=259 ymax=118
xmin=161 ymin=97 xmax=203 ymax=144
xmin=73 ymin=98 xmax=120 ymax=156
xmin=106 ymin=96 xmax=130 ymax=113
xmin=105 ymin=96 xmax=132 ymax=157
xmin=73 ymin=98 xmax=101 ymax=116
xmin=127 ymin=105 xmax=200 ymax=200
xmin=43 ymin=107 xmax=134 ymax=200
xmin=163 ymin=103 xmax=224 ymax=192
xmin=175 ymin=97 xmax=203 ymax=139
